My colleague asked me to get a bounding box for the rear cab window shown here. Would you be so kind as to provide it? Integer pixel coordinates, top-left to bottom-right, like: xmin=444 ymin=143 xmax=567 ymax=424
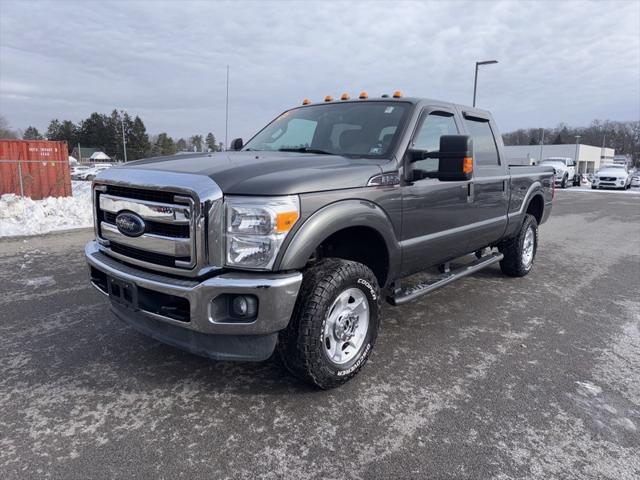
xmin=463 ymin=116 xmax=501 ymax=167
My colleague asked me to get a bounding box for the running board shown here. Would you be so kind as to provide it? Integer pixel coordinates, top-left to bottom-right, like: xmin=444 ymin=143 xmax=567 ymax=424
xmin=388 ymin=252 xmax=504 ymax=306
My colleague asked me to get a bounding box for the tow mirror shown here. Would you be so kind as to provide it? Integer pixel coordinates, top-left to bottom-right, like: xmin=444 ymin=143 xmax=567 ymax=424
xmin=230 ymin=138 xmax=243 ymax=151
xmin=433 ymin=135 xmax=474 ymax=181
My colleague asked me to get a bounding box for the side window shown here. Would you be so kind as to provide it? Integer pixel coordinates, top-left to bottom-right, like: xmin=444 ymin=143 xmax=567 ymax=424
xmin=464 ymin=118 xmax=500 ymax=166
xmin=412 ymin=112 xmax=458 ymax=173
xmin=267 ymin=118 xmax=317 ymax=150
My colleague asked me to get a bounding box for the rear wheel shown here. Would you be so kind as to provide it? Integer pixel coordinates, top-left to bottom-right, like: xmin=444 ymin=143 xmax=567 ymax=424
xmin=277 ymin=259 xmax=380 ymax=389
xmin=498 ymin=214 xmax=538 ymax=277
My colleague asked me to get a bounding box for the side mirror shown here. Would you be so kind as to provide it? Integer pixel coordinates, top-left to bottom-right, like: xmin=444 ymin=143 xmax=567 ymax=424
xmin=230 ymin=138 xmax=243 ymax=151
xmin=433 ymin=135 xmax=474 ymax=181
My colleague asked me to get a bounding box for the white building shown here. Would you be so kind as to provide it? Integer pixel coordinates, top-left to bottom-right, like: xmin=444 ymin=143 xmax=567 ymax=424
xmin=504 ymin=144 xmax=615 ymax=173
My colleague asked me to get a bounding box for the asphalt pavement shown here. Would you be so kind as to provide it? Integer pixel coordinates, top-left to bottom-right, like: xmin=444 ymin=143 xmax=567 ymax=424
xmin=1 ymin=190 xmax=639 ymax=479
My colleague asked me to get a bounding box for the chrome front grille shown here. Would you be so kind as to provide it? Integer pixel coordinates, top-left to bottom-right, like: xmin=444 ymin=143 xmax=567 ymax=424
xmin=92 ymin=168 xmax=224 ymax=277
xmin=96 ymin=187 xmax=197 ymax=271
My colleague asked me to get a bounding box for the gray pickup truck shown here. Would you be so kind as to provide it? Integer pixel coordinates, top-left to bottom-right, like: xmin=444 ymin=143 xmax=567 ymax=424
xmin=86 ymin=93 xmax=554 ymax=388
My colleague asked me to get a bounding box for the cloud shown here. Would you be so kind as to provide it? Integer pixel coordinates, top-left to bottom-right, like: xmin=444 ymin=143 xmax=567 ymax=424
xmin=1 ymin=0 xmax=638 ymax=140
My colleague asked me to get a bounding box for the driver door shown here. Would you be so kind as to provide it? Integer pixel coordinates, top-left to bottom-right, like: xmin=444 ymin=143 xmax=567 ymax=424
xmin=400 ymin=108 xmax=473 ymax=276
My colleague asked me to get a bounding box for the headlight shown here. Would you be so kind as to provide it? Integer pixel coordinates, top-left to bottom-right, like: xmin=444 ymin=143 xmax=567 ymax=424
xmin=225 ymin=195 xmax=300 ymax=269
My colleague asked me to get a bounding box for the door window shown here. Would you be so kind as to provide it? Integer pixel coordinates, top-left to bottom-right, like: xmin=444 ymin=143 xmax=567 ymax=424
xmin=464 ymin=118 xmax=500 ymax=166
xmin=412 ymin=112 xmax=458 ymax=173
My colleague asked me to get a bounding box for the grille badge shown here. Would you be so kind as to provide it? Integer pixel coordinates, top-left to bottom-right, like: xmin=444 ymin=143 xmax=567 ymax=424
xmin=115 ymin=212 xmax=146 ymax=237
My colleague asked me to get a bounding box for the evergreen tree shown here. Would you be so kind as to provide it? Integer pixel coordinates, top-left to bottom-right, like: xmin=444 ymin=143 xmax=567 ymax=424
xmin=190 ymin=134 xmax=203 ymax=152
xmin=127 ymin=116 xmax=151 ymax=160
xmin=205 ymin=132 xmax=217 ymax=151
xmin=152 ymin=133 xmax=176 ymax=156
xmin=23 ymin=126 xmax=44 ymax=140
xmin=176 ymin=138 xmax=187 ymax=151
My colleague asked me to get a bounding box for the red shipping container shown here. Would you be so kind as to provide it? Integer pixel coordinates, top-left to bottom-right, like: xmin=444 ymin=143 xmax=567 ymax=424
xmin=0 ymin=140 xmax=71 ymax=200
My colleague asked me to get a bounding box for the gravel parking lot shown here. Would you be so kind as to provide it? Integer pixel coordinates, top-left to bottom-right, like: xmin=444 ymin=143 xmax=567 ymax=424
xmin=1 ymin=191 xmax=639 ymax=479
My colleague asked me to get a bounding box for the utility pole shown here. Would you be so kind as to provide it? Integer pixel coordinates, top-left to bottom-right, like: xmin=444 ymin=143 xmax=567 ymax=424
xmin=539 ymin=128 xmax=545 ymax=163
xmin=225 ymin=65 xmax=229 ymax=151
xmin=121 ymin=110 xmax=128 ymax=162
xmin=473 ymin=60 xmax=498 ymax=107
xmin=574 ymin=135 xmax=581 ymax=171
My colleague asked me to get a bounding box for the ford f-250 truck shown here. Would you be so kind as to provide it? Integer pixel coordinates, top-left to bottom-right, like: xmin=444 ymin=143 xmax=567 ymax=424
xmin=86 ymin=92 xmax=554 ymax=389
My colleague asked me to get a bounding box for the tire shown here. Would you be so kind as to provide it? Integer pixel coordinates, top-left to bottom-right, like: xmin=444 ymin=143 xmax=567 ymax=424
xmin=498 ymin=214 xmax=538 ymax=277
xmin=591 ymin=186 xmax=597 ymax=190
xmin=277 ymin=258 xmax=380 ymax=389
xmin=573 ymin=176 xmax=580 ymax=187
xmin=561 ymin=175 xmax=567 ymax=189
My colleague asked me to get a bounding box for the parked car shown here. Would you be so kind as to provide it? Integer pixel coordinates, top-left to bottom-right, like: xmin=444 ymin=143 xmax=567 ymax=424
xmin=591 ymin=164 xmax=632 ymax=190
xmin=71 ymin=165 xmax=93 ymax=180
xmin=630 ymin=171 xmax=640 ymax=188
xmin=539 ymin=157 xmax=580 ymax=188
xmin=86 ymin=94 xmax=554 ymax=388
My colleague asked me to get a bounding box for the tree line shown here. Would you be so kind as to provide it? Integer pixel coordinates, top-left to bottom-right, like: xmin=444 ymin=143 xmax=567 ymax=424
xmin=2 ymin=113 xmax=637 ymax=161
xmin=501 ymin=120 xmax=639 ymax=158
xmin=0 ymin=113 xmax=224 ymax=161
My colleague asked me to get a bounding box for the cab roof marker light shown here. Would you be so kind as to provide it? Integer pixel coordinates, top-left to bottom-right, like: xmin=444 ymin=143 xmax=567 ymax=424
xmin=340 ymin=93 xmax=350 ymax=100
xmin=381 ymin=94 xmax=390 ymax=98
xmin=359 ymin=91 xmax=368 ymax=99
xmin=393 ymin=90 xmax=403 ymax=98
xmin=324 ymin=95 xmax=333 ymax=102
xmin=302 ymin=98 xmax=311 ymax=105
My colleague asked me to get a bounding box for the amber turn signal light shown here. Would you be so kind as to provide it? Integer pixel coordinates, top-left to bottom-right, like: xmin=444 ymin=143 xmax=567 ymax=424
xmin=392 ymin=90 xmax=402 ymax=98
xmin=302 ymin=99 xmax=311 ymax=105
xmin=276 ymin=211 xmax=300 ymax=233
xmin=359 ymin=91 xmax=368 ymax=99
xmin=340 ymin=93 xmax=350 ymax=100
xmin=463 ymin=157 xmax=473 ymax=174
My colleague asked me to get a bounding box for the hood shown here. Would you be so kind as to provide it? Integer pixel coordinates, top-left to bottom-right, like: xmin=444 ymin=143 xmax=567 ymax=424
xmin=597 ymin=169 xmax=628 ymax=178
xmin=120 ymin=151 xmax=386 ymax=195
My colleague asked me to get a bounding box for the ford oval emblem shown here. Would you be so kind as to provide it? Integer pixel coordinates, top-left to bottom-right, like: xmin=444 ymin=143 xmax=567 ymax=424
xmin=115 ymin=212 xmax=146 ymax=237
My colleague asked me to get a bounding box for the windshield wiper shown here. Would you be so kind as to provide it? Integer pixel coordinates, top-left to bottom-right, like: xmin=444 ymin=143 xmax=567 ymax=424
xmin=278 ymin=147 xmax=336 ymax=155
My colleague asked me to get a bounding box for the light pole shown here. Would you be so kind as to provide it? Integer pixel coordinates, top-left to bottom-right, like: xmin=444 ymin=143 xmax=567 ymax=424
xmin=121 ymin=109 xmax=128 ymax=162
xmin=539 ymin=128 xmax=545 ymax=163
xmin=225 ymin=65 xmax=229 ymax=151
xmin=473 ymin=60 xmax=498 ymax=107
xmin=574 ymin=135 xmax=581 ymax=172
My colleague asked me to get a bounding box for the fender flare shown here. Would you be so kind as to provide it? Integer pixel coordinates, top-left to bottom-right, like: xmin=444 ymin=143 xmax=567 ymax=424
xmin=275 ymin=199 xmax=401 ymax=277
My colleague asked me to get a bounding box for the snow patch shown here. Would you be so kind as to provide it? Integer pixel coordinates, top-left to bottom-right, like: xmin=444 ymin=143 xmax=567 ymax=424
xmin=0 ymin=181 xmax=93 ymax=237
xmin=575 ymin=381 xmax=603 ymax=396
xmin=23 ymin=276 xmax=57 ymax=288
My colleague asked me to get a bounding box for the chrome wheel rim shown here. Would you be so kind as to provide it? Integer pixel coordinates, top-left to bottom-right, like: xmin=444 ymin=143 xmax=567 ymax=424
xmin=522 ymin=226 xmax=535 ymax=267
xmin=323 ymin=288 xmax=370 ymax=365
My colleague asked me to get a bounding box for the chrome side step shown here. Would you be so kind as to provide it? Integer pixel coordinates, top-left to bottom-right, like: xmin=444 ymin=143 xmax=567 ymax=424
xmin=388 ymin=252 xmax=504 ymax=306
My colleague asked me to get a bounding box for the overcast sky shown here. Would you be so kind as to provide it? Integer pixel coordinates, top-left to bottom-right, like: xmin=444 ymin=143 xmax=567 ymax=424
xmin=1 ymin=0 xmax=639 ymax=142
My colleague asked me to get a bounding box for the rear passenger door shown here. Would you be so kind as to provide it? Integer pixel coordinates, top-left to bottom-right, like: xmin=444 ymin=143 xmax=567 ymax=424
xmin=461 ymin=112 xmax=509 ymax=251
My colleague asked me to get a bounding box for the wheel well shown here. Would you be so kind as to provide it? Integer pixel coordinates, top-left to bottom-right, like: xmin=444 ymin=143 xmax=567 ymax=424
xmin=526 ymin=194 xmax=544 ymax=224
xmin=314 ymin=226 xmax=389 ymax=287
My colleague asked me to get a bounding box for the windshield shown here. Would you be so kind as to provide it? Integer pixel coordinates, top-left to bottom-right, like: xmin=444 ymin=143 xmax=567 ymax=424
xmin=540 ymin=160 xmax=565 ymax=166
xmin=243 ymin=101 xmax=410 ymax=158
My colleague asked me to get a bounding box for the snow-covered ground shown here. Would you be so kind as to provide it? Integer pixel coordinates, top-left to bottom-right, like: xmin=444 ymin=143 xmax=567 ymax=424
xmin=562 ymin=186 xmax=640 ymax=195
xmin=0 ymin=181 xmax=93 ymax=237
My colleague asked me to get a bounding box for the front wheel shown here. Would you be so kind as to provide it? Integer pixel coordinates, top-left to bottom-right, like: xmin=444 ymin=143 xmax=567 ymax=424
xmin=277 ymin=259 xmax=380 ymax=389
xmin=561 ymin=175 xmax=568 ymax=189
xmin=498 ymin=214 xmax=538 ymax=277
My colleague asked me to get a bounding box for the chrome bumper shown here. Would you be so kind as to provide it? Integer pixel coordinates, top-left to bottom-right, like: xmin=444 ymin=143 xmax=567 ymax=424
xmin=85 ymin=241 xmax=302 ymax=336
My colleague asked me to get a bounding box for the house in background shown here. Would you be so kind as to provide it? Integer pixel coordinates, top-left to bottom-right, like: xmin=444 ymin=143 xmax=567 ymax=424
xmin=70 ymin=146 xmax=113 ymax=163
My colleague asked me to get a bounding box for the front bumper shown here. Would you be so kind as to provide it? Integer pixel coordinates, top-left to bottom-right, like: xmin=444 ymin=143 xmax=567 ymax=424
xmin=85 ymin=241 xmax=302 ymax=361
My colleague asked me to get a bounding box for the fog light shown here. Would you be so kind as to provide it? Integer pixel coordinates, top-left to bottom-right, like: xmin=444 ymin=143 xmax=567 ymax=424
xmin=231 ymin=295 xmax=258 ymax=319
